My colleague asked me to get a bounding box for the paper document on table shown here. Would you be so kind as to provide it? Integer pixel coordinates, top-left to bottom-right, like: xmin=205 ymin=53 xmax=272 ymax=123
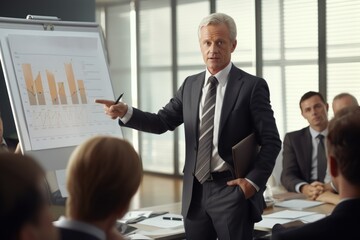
xmin=119 ymin=211 xmax=153 ymax=224
xmin=263 ymin=210 xmax=316 ymax=219
xmin=55 ymin=169 xmax=68 ymax=198
xmin=127 ymin=233 xmax=152 ymax=240
xmin=136 ymin=227 xmax=185 ymax=238
xmin=255 ymin=218 xmax=292 ymax=230
xmin=274 ymin=199 xmax=325 ymax=210
xmin=299 ymin=213 xmax=326 ymax=223
xmin=139 ymin=213 xmax=184 ymax=229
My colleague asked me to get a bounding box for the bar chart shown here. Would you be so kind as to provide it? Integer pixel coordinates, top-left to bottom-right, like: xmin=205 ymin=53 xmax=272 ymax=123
xmin=8 ymin=34 xmax=120 ymax=150
xmin=22 ymin=63 xmax=88 ymax=106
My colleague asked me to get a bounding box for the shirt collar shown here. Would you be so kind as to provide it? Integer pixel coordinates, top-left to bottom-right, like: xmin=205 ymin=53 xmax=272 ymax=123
xmin=205 ymin=62 xmax=232 ymax=87
xmin=309 ymin=126 xmax=328 ymax=139
xmin=1 ymin=138 xmax=7 ymax=146
xmin=54 ymin=216 xmax=106 ymax=240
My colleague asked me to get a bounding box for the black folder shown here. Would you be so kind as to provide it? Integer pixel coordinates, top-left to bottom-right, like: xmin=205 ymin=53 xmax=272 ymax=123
xmin=232 ymin=133 xmax=260 ymax=178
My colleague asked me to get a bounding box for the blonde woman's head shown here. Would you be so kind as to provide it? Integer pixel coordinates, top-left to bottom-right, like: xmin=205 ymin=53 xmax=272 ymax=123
xmin=66 ymin=136 xmax=142 ymax=221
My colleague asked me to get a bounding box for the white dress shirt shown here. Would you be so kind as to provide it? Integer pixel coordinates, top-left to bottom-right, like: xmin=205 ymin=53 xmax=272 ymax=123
xmin=295 ymin=126 xmax=330 ymax=193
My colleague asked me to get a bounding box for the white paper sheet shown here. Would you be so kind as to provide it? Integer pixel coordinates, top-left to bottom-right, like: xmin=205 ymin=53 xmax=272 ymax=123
xmin=55 ymin=169 xmax=68 ymax=198
xmin=263 ymin=210 xmax=316 ymax=219
xmin=255 ymin=218 xmax=292 ymax=230
xmin=299 ymin=213 xmax=326 ymax=223
xmin=119 ymin=211 xmax=153 ymax=224
xmin=126 ymin=233 xmax=152 ymax=240
xmin=274 ymin=199 xmax=325 ymax=210
xmin=139 ymin=213 xmax=184 ymax=229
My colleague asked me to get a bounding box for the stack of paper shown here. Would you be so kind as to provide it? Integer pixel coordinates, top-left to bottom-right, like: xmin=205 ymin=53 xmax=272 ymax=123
xmin=255 ymin=210 xmax=326 ymax=230
xmin=274 ymin=199 xmax=325 ymax=210
xmin=119 ymin=211 xmax=153 ymax=224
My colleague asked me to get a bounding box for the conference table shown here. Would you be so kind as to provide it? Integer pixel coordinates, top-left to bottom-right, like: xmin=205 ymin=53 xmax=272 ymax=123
xmin=127 ymin=192 xmax=335 ymax=240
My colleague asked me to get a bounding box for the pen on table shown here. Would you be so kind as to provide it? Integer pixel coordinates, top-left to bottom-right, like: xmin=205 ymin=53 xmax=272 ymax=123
xmin=114 ymin=93 xmax=124 ymax=104
xmin=162 ymin=216 xmax=183 ymax=221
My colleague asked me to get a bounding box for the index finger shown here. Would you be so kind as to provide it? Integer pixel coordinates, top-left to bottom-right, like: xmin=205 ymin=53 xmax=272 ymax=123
xmin=94 ymin=99 xmax=115 ymax=106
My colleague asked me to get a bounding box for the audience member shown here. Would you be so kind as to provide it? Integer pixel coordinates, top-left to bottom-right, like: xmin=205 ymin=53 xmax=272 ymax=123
xmin=316 ymin=93 xmax=359 ymax=205
xmin=0 ymin=111 xmax=19 ymax=152
xmin=281 ymin=91 xmax=330 ymax=199
xmin=272 ymin=106 xmax=360 ymax=239
xmin=332 ymin=92 xmax=358 ymax=115
xmin=54 ymin=136 xmax=142 ymax=240
xmin=0 ymin=152 xmax=58 ymax=240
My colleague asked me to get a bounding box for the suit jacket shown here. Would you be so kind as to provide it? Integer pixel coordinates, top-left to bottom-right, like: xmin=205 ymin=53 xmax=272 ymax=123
xmin=3 ymin=137 xmax=18 ymax=152
xmin=271 ymin=198 xmax=360 ymax=240
xmin=281 ymin=127 xmax=322 ymax=192
xmin=57 ymin=227 xmax=101 ymax=240
xmin=121 ymin=65 xmax=281 ymax=221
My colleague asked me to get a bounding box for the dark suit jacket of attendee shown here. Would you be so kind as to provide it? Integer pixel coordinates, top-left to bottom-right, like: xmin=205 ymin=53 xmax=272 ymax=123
xmin=57 ymin=227 xmax=102 ymax=240
xmin=120 ymin=64 xmax=281 ymax=222
xmin=3 ymin=137 xmax=18 ymax=152
xmin=271 ymin=198 xmax=360 ymax=240
xmin=281 ymin=126 xmax=318 ymax=192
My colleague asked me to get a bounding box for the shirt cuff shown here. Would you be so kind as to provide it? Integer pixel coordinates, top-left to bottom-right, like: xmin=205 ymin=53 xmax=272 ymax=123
xmin=245 ymin=178 xmax=260 ymax=192
xmin=119 ymin=104 xmax=133 ymax=124
xmin=295 ymin=182 xmax=308 ymax=193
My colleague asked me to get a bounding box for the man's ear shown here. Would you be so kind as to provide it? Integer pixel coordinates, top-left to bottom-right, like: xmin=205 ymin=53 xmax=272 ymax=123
xmin=329 ymin=155 xmax=339 ymax=178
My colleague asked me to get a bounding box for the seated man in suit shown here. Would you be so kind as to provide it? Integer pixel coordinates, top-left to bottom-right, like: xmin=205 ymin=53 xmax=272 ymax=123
xmin=0 ymin=111 xmax=19 ymax=152
xmin=332 ymin=92 xmax=358 ymax=115
xmin=272 ymin=106 xmax=360 ymax=240
xmin=281 ymin=91 xmax=330 ymax=199
xmin=54 ymin=136 xmax=142 ymax=240
xmin=0 ymin=152 xmax=59 ymax=240
xmin=316 ymin=92 xmax=359 ymax=205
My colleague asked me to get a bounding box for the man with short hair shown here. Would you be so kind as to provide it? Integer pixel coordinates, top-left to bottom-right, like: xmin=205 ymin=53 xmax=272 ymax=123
xmin=332 ymin=92 xmax=358 ymax=115
xmin=281 ymin=91 xmax=329 ymax=199
xmin=0 ymin=152 xmax=58 ymax=240
xmin=96 ymin=12 xmax=281 ymax=240
xmin=272 ymin=106 xmax=360 ymax=239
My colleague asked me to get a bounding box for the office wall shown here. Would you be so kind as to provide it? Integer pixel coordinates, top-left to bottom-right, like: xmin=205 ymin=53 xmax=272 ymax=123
xmin=0 ymin=0 xmax=95 ymax=138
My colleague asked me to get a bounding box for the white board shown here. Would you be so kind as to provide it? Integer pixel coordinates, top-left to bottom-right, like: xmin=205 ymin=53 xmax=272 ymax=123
xmin=0 ymin=16 xmax=123 ymax=170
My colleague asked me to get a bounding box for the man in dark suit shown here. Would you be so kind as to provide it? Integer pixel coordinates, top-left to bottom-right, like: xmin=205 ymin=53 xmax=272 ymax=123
xmin=272 ymin=106 xmax=360 ymax=240
xmin=96 ymin=12 xmax=281 ymax=240
xmin=281 ymin=91 xmax=330 ymax=200
xmin=0 ymin=112 xmax=19 ymax=153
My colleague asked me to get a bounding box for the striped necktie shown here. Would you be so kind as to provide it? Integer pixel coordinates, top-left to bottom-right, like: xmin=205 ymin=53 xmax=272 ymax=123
xmin=195 ymin=76 xmax=218 ymax=184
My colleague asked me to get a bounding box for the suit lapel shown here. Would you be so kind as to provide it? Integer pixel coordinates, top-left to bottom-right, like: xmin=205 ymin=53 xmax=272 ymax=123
xmin=219 ymin=66 xmax=244 ymax=136
xmin=303 ymin=128 xmax=313 ymax=181
xmin=191 ymin=72 xmax=205 ymax=140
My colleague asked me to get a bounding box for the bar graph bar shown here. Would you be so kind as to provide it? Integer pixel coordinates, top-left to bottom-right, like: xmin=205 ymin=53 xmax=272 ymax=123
xmin=77 ymin=80 xmax=87 ymax=104
xmin=22 ymin=63 xmax=38 ymax=105
xmin=46 ymin=70 xmax=59 ymax=105
xmin=65 ymin=63 xmax=79 ymax=104
xmin=58 ymin=82 xmax=67 ymax=104
xmin=34 ymin=72 xmax=46 ymax=105
xmin=20 ymin=63 xmax=88 ymax=106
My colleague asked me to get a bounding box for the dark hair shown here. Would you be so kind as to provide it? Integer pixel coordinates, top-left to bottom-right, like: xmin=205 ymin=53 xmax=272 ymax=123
xmin=327 ymin=106 xmax=360 ymax=185
xmin=299 ymin=91 xmax=326 ymax=110
xmin=0 ymin=153 xmax=45 ymax=240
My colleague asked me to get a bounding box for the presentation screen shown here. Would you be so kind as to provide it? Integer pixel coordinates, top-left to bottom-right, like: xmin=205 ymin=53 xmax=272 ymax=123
xmin=0 ymin=17 xmax=123 ymax=170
